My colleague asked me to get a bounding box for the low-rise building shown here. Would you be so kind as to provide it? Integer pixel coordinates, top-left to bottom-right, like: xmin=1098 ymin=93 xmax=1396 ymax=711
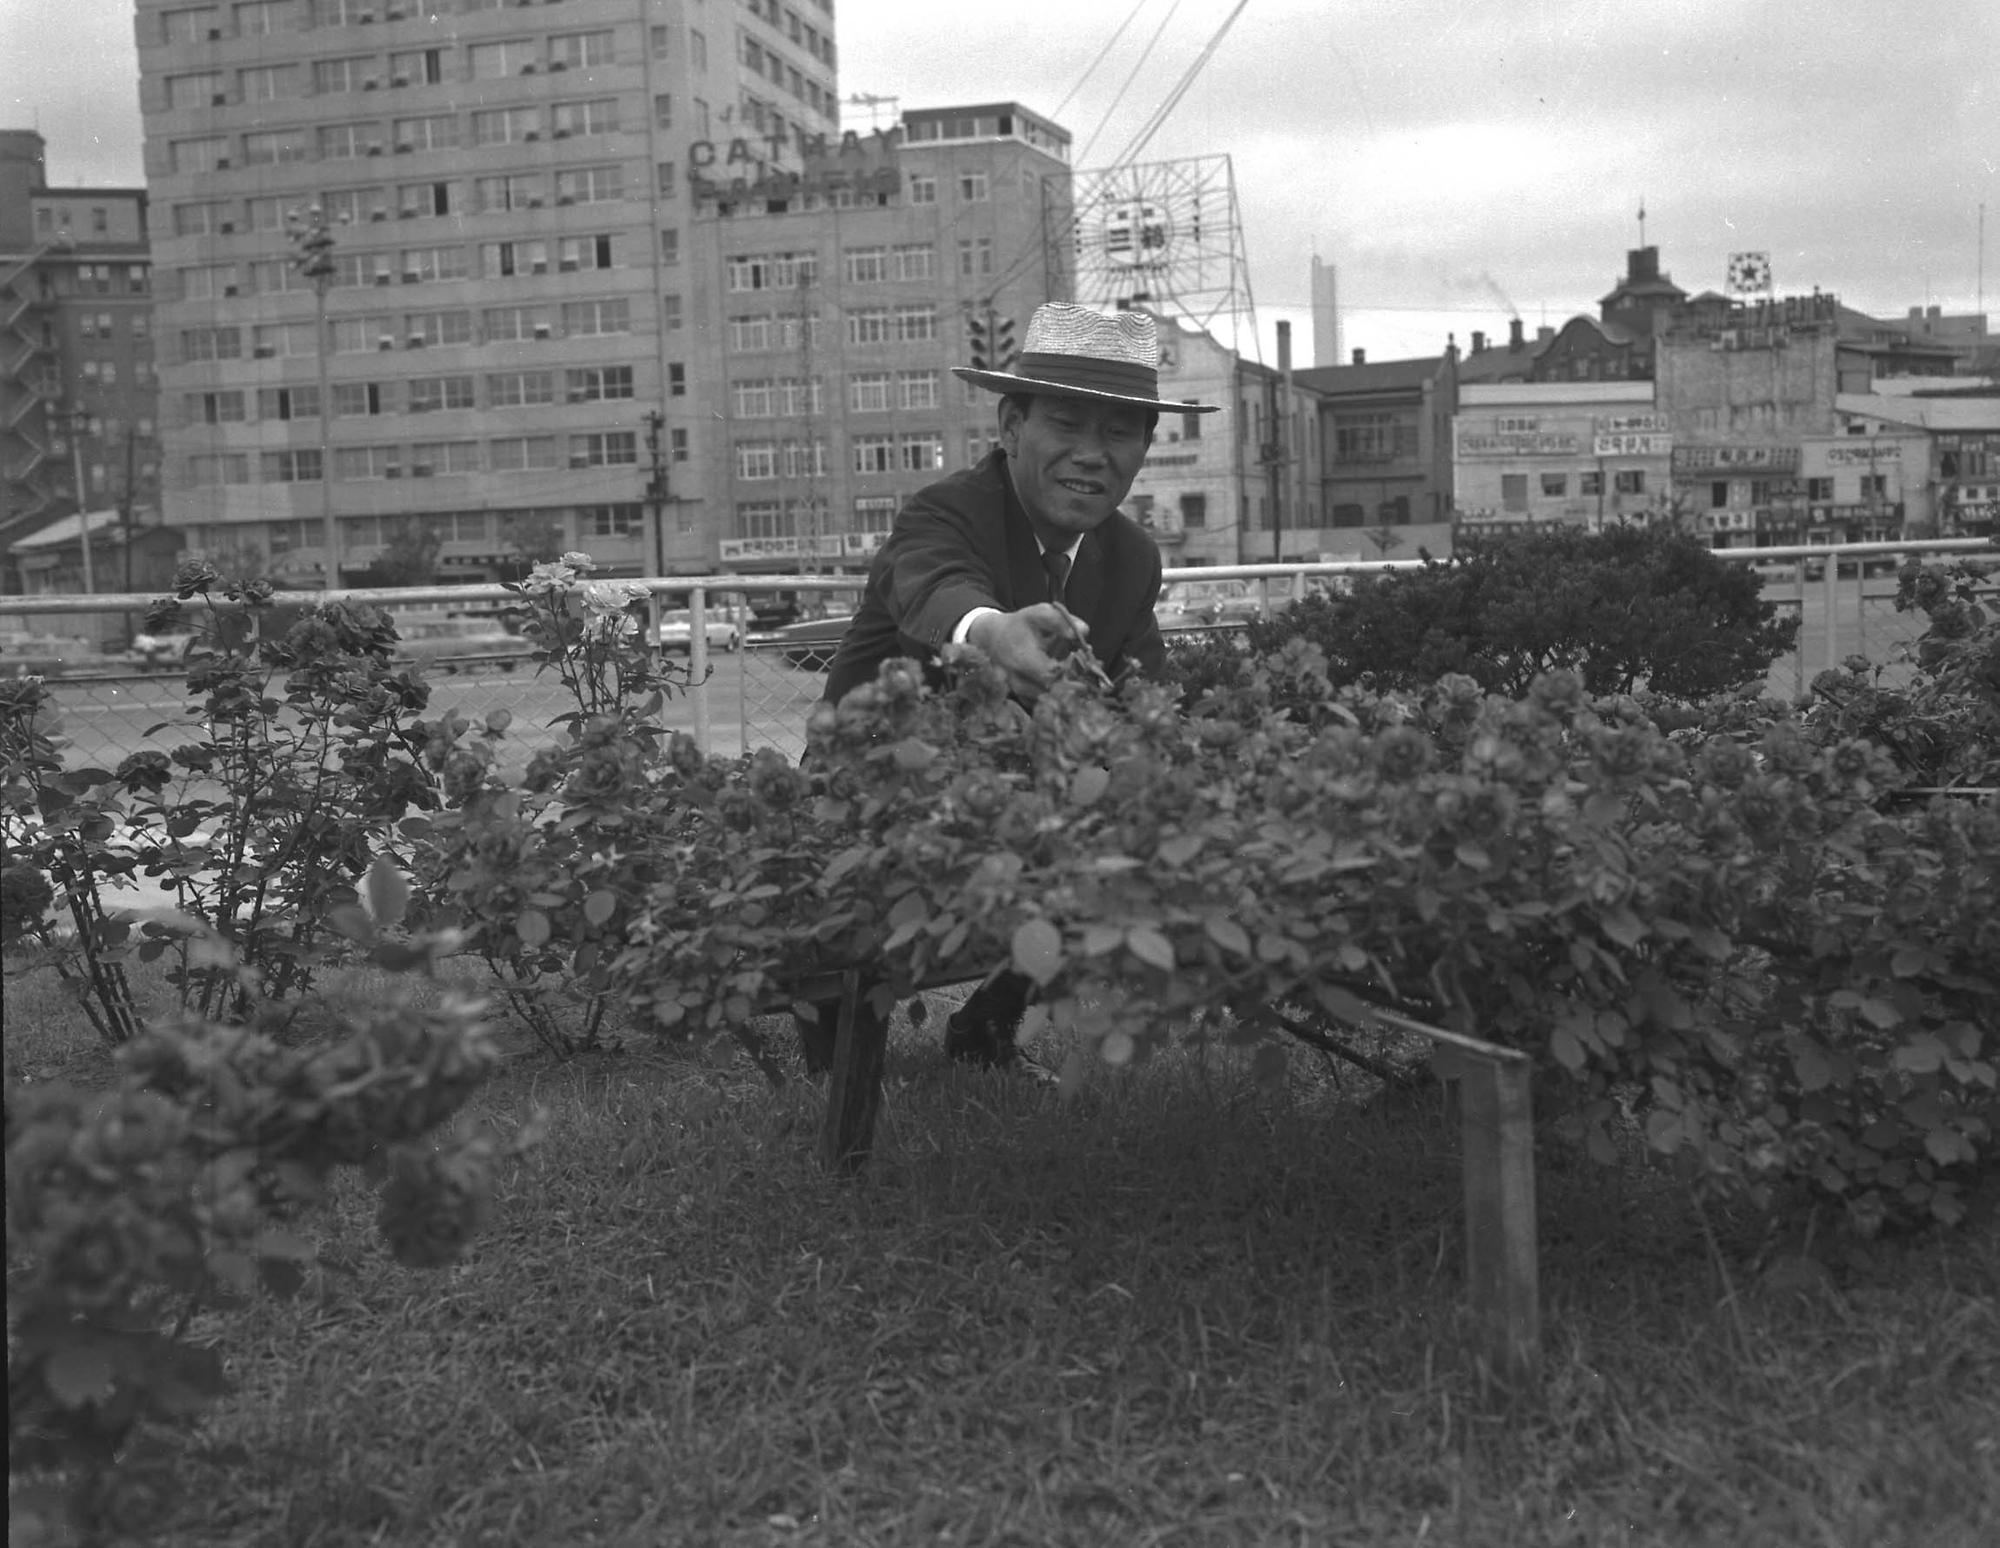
xmin=1453 ymin=382 xmax=1670 ymax=534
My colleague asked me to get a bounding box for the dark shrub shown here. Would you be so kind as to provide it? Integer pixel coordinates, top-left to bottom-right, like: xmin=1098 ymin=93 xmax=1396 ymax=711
xmin=1247 ymin=524 xmax=1798 ymax=700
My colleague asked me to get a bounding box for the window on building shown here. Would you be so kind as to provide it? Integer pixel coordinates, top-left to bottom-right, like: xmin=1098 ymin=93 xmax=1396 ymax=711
xmin=844 ymin=246 xmax=888 ymax=284
xmin=1579 ymin=471 xmax=1603 ymax=496
xmin=333 ymin=446 xmax=401 ymax=480
xmin=1807 ymin=477 xmax=1834 ymax=501
xmin=1541 ymin=473 xmax=1567 ymax=498
xmin=390 ymin=115 xmax=455 ymax=153
xmin=670 ymin=428 xmax=689 ymax=463
xmin=852 ymin=436 xmax=895 ymax=474
xmin=957 ymin=237 xmax=993 ymax=277
xmin=654 ymin=92 xmax=674 ymax=128
xmin=557 ymin=234 xmax=615 ymax=273
xmin=332 ymin=382 xmax=386 ymax=416
xmin=263 ymin=449 xmax=323 ymax=484
xmin=409 ymin=442 xmax=479 ymax=476
xmin=254 ymin=385 xmax=321 ymax=423
xmin=559 ymin=298 xmax=630 ymax=336
xmin=894 ymin=305 xmax=936 ymax=343
xmin=900 ymin=434 xmax=944 ymax=473
xmin=847 ymin=308 xmax=891 ymax=346
xmin=1501 ymin=473 xmax=1529 ymax=512
xmin=849 ymin=372 xmax=892 ymax=412
xmin=570 ymin=431 xmax=637 ymax=468
xmin=854 ymin=496 xmax=897 ymax=533
xmin=735 ymin=442 xmax=779 ymax=480
xmin=489 ymin=436 xmax=561 ymax=472
xmin=583 ymin=504 xmax=643 ymax=538
xmin=192 ymin=390 xmax=247 ymax=424
xmin=958 ymin=172 xmax=989 ymax=202
xmin=555 ymin=165 xmax=624 ymax=204
xmin=1613 ymin=470 xmax=1645 ymax=495
xmin=388 ymin=48 xmax=446 ymax=86
xmin=312 ymin=56 xmax=374 ymax=94
xmin=561 ymin=366 xmax=631 ymax=404
xmin=407 ymin=375 xmax=475 ymax=413
xmin=908 ymin=175 xmax=937 ymax=205
xmin=737 ymin=501 xmax=787 ymax=539
xmin=668 ymin=362 xmax=686 ymax=397
xmin=550 ymin=29 xmax=615 ymax=69
xmin=471 ymin=107 xmax=541 ymax=147
xmin=552 ymin=98 xmax=620 ymax=138
xmin=1710 ymin=480 xmax=1730 ymax=508
xmin=783 ymin=441 xmax=828 ymax=478
xmin=468 ymin=39 xmax=536 ymax=80
xmin=898 ymin=371 xmax=939 ymax=410
xmin=1178 ymin=494 xmax=1208 ymax=529
xmin=487 ymin=370 xmax=554 ymax=408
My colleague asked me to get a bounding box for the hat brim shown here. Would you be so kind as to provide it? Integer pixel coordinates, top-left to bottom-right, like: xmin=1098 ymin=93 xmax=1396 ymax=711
xmin=951 ymin=366 xmax=1222 ymax=413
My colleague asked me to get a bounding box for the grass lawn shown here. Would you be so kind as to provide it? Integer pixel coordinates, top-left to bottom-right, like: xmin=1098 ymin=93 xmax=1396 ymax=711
xmin=7 ymin=963 xmax=1999 ymax=1548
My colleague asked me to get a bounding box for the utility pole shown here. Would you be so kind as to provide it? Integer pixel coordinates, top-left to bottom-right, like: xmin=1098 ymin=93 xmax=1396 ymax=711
xmin=1262 ymin=321 xmax=1292 ymax=564
xmin=285 ymin=205 xmax=338 ymax=588
xmin=64 ymin=406 xmax=95 ymax=595
xmin=643 ymin=408 xmax=670 ymax=577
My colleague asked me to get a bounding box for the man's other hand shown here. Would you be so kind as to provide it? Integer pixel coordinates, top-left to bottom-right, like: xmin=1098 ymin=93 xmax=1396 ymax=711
xmin=964 ymin=605 xmax=1092 ymax=701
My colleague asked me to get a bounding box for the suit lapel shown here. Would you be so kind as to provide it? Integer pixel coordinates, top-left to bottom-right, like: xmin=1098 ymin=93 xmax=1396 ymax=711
xmin=1067 ymin=531 xmax=1102 ymax=623
xmin=999 ymin=466 xmax=1049 ymax=609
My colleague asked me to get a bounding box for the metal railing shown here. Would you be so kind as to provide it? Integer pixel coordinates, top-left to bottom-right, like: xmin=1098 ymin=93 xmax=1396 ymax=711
xmin=4 ymin=541 xmax=1992 ymax=766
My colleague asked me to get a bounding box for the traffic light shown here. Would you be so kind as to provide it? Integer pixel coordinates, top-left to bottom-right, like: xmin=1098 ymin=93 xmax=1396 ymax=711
xmin=990 ymin=315 xmax=1017 ymax=371
xmin=966 ymin=312 xmax=991 ymax=371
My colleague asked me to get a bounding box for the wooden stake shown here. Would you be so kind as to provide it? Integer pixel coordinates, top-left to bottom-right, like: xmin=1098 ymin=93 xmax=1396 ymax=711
xmin=817 ymin=969 xmax=888 ymax=1173
xmin=1459 ymin=1053 xmax=1540 ymax=1396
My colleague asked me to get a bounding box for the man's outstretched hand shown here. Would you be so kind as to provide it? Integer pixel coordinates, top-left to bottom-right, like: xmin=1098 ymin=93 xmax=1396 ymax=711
xmin=965 ymin=604 xmax=1092 ymax=701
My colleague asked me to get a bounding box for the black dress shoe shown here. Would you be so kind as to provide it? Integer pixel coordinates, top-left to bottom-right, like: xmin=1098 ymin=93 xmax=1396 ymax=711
xmin=943 ymin=1005 xmax=1020 ymax=1067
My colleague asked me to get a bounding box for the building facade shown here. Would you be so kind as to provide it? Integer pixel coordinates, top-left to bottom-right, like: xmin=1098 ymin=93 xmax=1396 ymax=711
xmin=1453 ymin=382 xmax=1671 ymax=535
xmin=1120 ymin=314 xmax=1322 ymax=568
xmin=1 ymin=129 xmax=161 ymax=586
xmin=685 ymin=101 xmax=1074 ymax=578
xmin=135 ymin=0 xmax=843 ymax=586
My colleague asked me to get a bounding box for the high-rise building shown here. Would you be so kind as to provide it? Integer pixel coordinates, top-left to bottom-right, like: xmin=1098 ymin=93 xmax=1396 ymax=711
xmin=134 ymin=1 xmax=1076 ymax=589
xmin=687 ymin=101 xmax=1074 ymax=580
xmin=135 ymin=0 xmax=844 ymax=586
xmin=1 ymin=129 xmax=160 ymax=582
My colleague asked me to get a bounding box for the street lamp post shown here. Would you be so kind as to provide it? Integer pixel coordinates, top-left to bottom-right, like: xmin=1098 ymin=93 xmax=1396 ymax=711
xmin=285 ymin=205 xmax=338 ymax=588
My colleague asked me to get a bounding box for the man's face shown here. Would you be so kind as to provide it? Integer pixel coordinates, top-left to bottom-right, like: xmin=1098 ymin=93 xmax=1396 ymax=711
xmin=999 ymin=395 xmax=1153 ymax=542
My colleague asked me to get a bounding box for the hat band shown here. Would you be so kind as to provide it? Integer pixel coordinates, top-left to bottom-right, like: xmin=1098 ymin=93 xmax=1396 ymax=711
xmin=1011 ymin=353 xmax=1160 ymax=401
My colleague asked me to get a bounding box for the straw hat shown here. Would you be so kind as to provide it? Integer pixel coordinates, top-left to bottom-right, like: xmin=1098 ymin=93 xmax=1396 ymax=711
xmin=952 ymin=302 xmax=1220 ymax=413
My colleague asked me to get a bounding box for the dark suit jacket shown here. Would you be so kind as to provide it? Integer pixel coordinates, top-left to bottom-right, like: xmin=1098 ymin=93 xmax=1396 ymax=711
xmin=824 ymin=450 xmax=1167 ymax=705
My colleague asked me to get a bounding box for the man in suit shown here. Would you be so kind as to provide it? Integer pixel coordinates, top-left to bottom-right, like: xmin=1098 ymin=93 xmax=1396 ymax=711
xmin=804 ymin=303 xmax=1220 ymax=1068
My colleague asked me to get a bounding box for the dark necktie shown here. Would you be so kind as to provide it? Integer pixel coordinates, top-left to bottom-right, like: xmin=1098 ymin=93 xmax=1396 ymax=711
xmin=1043 ymin=549 xmax=1072 ymax=605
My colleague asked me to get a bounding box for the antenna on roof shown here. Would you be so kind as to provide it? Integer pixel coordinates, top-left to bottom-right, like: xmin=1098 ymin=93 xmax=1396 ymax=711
xmin=1637 ymin=196 xmax=1647 ymax=248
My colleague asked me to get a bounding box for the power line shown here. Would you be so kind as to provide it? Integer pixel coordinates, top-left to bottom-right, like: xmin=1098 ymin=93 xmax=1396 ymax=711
xmin=1076 ymin=0 xmax=1186 ymax=168
xmin=1051 ymin=0 xmax=1153 ymax=121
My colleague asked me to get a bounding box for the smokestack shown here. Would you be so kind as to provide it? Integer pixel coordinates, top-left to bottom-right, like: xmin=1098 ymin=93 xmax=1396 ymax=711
xmin=1311 ymin=255 xmax=1340 ymax=369
xmin=1470 ymin=330 xmax=1485 ymax=354
xmin=1509 ymin=317 xmax=1525 ymax=350
xmin=1277 ymin=319 xmax=1292 ymax=377
xmin=1351 ymin=347 xmax=1365 ymax=365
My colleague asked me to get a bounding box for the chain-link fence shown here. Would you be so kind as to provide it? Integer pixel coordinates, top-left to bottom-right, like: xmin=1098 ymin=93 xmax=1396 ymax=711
xmin=7 ymin=544 xmax=1993 ymax=770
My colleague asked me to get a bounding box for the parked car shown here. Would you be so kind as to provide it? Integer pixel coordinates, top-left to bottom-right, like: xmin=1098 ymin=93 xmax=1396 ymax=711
xmin=1154 ymin=578 xmax=1263 ymax=630
xmin=391 ymin=616 xmax=534 ymax=673
xmin=128 ymin=629 xmax=196 ymax=668
xmin=774 ymin=614 xmax=853 ymax=671
xmin=654 ymin=608 xmax=743 ymax=653
xmin=0 ymin=632 xmax=85 ymax=676
xmin=747 ymin=593 xmax=803 ymax=632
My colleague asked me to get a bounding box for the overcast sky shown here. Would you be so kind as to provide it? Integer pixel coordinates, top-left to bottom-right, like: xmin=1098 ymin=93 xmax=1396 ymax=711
xmin=6 ymin=0 xmax=1995 ymax=368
